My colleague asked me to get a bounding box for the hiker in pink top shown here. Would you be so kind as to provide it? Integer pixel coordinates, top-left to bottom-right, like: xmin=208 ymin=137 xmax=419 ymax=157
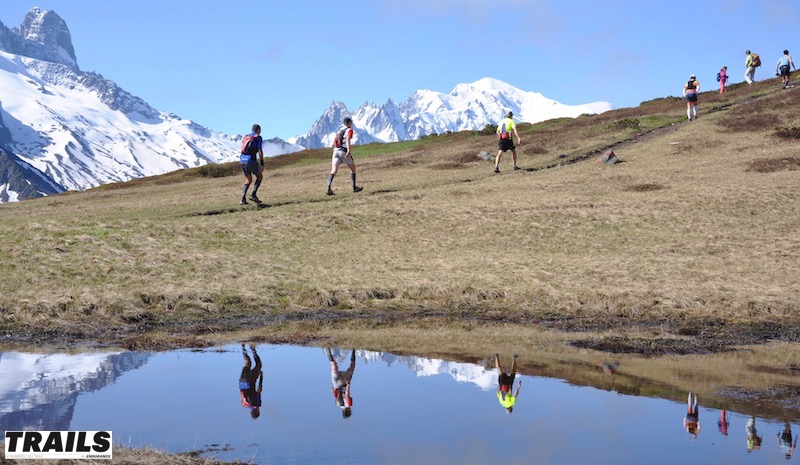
xmin=718 ymin=66 xmax=728 ymax=94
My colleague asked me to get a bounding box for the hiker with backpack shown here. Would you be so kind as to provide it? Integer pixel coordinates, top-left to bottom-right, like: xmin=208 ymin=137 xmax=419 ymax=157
xmin=683 ymin=75 xmax=700 ymax=121
xmin=745 ymin=50 xmax=760 ymax=85
xmin=775 ymin=50 xmax=796 ymax=89
xmin=494 ymin=111 xmax=522 ymax=173
xmin=717 ymin=66 xmax=728 ymax=94
xmin=327 ymin=117 xmax=363 ymax=195
xmin=239 ymin=124 xmax=265 ymax=205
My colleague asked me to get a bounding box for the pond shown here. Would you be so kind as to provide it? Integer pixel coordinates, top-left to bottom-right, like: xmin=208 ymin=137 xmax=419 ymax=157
xmin=1 ymin=343 xmax=798 ymax=464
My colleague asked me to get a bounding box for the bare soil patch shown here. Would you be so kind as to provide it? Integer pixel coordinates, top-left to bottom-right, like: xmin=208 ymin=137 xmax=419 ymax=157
xmin=624 ymin=183 xmax=667 ymax=192
xmin=746 ymin=156 xmax=800 ymax=173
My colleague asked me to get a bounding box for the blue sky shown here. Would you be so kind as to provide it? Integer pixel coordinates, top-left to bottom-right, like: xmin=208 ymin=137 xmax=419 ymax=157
xmin=2 ymin=0 xmax=798 ymax=140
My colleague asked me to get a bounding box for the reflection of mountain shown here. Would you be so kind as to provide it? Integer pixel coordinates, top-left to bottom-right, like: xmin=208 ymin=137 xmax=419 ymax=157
xmin=0 ymin=351 xmax=150 ymax=431
xmin=329 ymin=349 xmax=495 ymax=390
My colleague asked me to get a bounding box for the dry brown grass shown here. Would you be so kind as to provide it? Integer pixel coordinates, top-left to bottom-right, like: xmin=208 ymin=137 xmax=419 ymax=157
xmin=0 ymin=77 xmax=799 ymax=352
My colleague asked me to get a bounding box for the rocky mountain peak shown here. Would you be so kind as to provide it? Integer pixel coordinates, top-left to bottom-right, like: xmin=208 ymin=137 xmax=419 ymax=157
xmin=0 ymin=8 xmax=78 ymax=71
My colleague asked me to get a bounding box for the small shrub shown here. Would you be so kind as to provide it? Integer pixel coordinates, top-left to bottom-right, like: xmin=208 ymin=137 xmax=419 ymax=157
xmin=196 ymin=163 xmax=239 ymax=178
xmin=607 ymin=118 xmax=641 ymax=130
xmin=480 ymin=124 xmax=497 ymax=136
xmin=746 ymin=157 xmax=800 ymax=173
xmin=775 ymin=127 xmax=800 ymax=139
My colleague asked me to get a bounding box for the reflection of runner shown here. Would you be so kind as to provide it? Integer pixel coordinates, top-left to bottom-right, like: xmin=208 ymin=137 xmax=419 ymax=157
xmin=778 ymin=422 xmax=798 ymax=459
xmin=683 ymin=392 xmax=700 ymax=439
xmin=326 ymin=348 xmax=356 ymax=418
xmin=239 ymin=344 xmax=263 ymax=419
xmin=718 ymin=410 xmax=729 ymax=436
xmin=495 ymin=353 xmax=522 ymax=413
xmin=746 ymin=416 xmax=762 ymax=452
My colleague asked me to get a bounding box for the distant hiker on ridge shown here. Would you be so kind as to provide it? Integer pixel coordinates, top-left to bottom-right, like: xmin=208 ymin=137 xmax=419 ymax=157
xmin=744 ymin=50 xmax=759 ymax=85
xmin=494 ymin=111 xmax=521 ymax=173
xmin=327 ymin=117 xmax=363 ymax=195
xmin=718 ymin=66 xmax=728 ymax=94
xmin=239 ymin=124 xmax=265 ymax=205
xmin=776 ymin=50 xmax=796 ymax=89
xmin=683 ymin=74 xmax=700 ymax=121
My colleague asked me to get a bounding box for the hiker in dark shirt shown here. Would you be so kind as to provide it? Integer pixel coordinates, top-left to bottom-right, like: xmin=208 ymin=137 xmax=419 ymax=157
xmin=239 ymin=344 xmax=263 ymax=419
xmin=683 ymin=75 xmax=700 ymax=121
xmin=239 ymin=124 xmax=265 ymax=205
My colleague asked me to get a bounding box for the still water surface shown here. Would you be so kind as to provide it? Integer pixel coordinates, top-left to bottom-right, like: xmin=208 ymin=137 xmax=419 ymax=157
xmin=0 ymin=344 xmax=796 ymax=464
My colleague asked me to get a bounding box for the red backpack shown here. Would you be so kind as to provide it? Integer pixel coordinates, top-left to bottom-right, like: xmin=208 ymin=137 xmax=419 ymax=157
xmin=241 ymin=134 xmax=260 ymax=155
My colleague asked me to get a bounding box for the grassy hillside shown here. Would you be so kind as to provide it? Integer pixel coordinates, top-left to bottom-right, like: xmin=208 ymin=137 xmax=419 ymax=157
xmin=0 ymin=77 xmax=798 ymax=353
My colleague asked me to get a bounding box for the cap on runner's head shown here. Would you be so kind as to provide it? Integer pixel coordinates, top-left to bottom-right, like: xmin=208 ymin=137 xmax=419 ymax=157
xmin=690 ymin=74 xmax=696 ymax=79
xmin=506 ymin=111 xmax=513 ymax=118
xmin=343 ymin=117 xmax=353 ymax=124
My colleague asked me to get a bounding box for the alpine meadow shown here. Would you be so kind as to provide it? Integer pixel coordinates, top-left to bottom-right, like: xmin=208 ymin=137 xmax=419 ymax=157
xmin=1 ymin=76 xmax=798 ymax=356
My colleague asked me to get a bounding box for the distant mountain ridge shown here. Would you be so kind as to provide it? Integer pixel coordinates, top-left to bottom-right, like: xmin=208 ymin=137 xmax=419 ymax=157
xmin=291 ymin=78 xmax=613 ymax=148
xmin=0 ymin=8 xmax=301 ymax=203
xmin=0 ymin=8 xmax=612 ymax=203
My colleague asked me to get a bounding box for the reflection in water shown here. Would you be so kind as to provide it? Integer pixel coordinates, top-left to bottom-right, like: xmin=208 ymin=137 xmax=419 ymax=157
xmin=325 ymin=348 xmax=355 ymax=418
xmin=718 ymin=410 xmax=729 ymax=436
xmin=1 ymin=345 xmax=799 ymax=464
xmin=494 ymin=353 xmax=521 ymax=413
xmin=238 ymin=344 xmax=263 ymax=419
xmin=779 ymin=422 xmax=798 ymax=459
xmin=0 ymin=351 xmax=149 ymax=431
xmin=747 ymin=416 xmax=763 ymax=452
xmin=684 ymin=392 xmax=700 ymax=439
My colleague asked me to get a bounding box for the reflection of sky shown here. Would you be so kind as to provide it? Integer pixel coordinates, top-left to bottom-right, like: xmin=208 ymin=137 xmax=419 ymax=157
xmin=1 ymin=345 xmax=793 ymax=464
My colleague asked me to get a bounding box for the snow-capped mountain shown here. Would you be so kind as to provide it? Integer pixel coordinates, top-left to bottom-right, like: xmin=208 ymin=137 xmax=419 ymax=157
xmin=291 ymin=77 xmax=613 ymax=148
xmin=328 ymin=348 xmax=496 ymax=391
xmin=0 ymin=351 xmax=150 ymax=431
xmin=0 ymin=8 xmax=301 ymax=203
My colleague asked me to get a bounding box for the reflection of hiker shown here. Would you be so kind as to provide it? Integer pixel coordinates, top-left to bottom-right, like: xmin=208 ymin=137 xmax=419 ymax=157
xmin=495 ymin=353 xmax=521 ymax=413
xmin=683 ymin=75 xmax=700 ymax=122
xmin=776 ymin=50 xmax=796 ymax=89
xmin=718 ymin=66 xmax=728 ymax=94
xmin=239 ymin=344 xmax=263 ymax=419
xmin=744 ymin=50 xmax=757 ymax=85
xmin=683 ymin=392 xmax=701 ymax=439
xmin=494 ymin=111 xmax=521 ymax=173
xmin=596 ymin=360 xmax=618 ymax=375
xmin=326 ymin=348 xmax=356 ymax=418
xmin=746 ymin=416 xmax=762 ymax=452
xmin=239 ymin=124 xmax=265 ymax=205
xmin=326 ymin=117 xmax=363 ymax=196
xmin=718 ymin=410 xmax=729 ymax=436
xmin=778 ymin=422 xmax=798 ymax=459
